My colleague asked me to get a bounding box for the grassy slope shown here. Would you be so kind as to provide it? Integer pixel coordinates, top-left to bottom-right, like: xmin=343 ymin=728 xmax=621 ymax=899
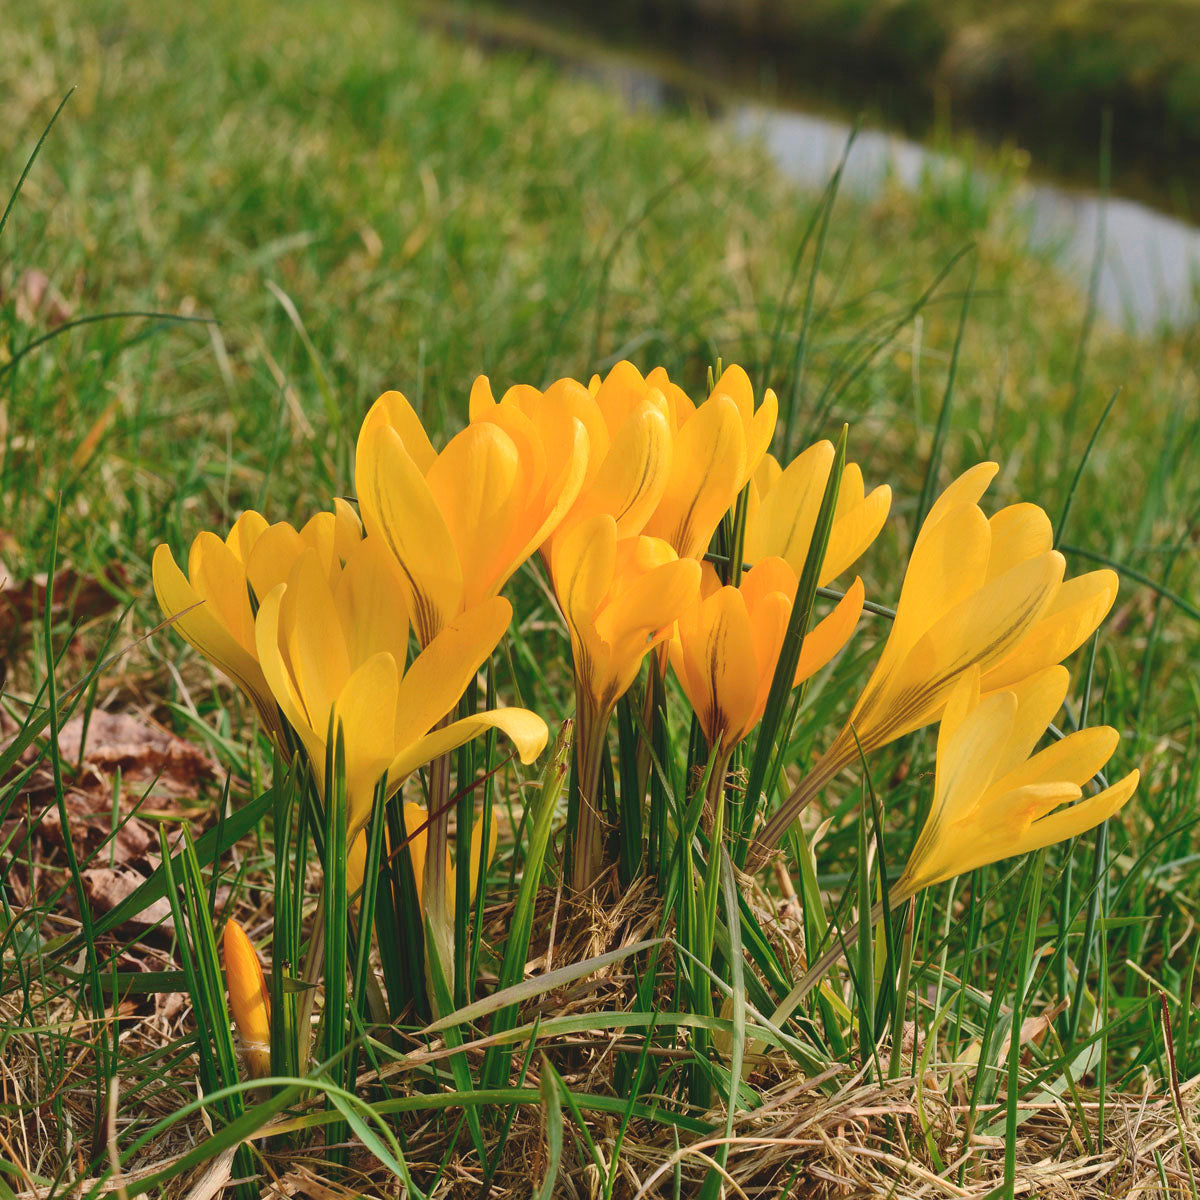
xmin=3 ymin=0 xmax=1200 ymax=1189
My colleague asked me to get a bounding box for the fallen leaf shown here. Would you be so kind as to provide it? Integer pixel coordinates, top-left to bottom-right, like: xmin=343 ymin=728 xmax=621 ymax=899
xmin=53 ymin=708 xmax=217 ymax=796
xmin=81 ymin=865 xmax=174 ymax=935
xmin=0 ymin=558 xmax=126 ymax=646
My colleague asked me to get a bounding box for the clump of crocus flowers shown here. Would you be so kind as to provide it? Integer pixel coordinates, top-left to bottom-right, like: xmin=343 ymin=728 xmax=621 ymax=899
xmin=155 ymin=359 xmax=1137 ymax=1070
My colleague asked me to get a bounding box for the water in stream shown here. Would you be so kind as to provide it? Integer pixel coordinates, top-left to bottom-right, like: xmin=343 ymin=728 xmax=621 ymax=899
xmin=730 ymin=103 xmax=1200 ymax=331
xmin=489 ymin=23 xmax=1200 ymax=331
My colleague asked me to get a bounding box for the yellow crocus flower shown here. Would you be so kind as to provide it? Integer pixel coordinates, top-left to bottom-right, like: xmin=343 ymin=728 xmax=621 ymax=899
xmin=152 ymin=501 xmax=362 ymax=738
xmin=669 ymin=559 xmax=864 ymax=759
xmin=641 ymin=364 xmax=777 ymax=560
xmin=895 ymin=666 xmax=1138 ymax=896
xmin=551 ymin=513 xmax=701 ymax=889
xmin=553 ymin=515 xmax=701 ymax=730
xmin=744 ymin=445 xmax=892 ymax=585
xmin=346 ymin=800 xmax=497 ymax=911
xmin=252 ymin=538 xmax=548 ymax=840
xmin=473 ymin=362 xmax=675 ymax=554
xmin=355 ymin=385 xmax=589 ymax=645
xmin=223 ymin=918 xmax=270 ymax=1080
xmin=747 ymin=462 xmax=1117 ymax=868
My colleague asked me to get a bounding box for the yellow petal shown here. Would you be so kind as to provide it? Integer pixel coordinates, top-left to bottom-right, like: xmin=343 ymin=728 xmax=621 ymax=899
xmin=225 ymin=511 xmax=270 ymax=564
xmin=188 ymin=532 xmax=258 ymax=650
xmin=392 ymin=597 xmax=513 ymax=749
xmin=245 ymin=522 xmax=306 ymax=605
xmin=865 ymin=551 xmax=1064 ymax=745
xmin=742 ymin=387 xmax=778 ymax=487
xmin=680 ymin=586 xmax=757 ymax=750
xmin=336 ymin=651 xmax=400 ymax=836
xmin=821 ymin=484 xmax=892 ymax=586
xmin=388 ymin=707 xmax=548 ymax=783
xmin=980 ymin=569 xmax=1119 ymax=692
xmin=223 ymin=919 xmax=270 ymax=1077
xmin=644 ymin=393 xmax=744 ymax=558
xmin=334 ymin=537 xmax=410 ymax=674
xmin=153 ymin=543 xmax=273 ymax=722
xmin=996 ymin=725 xmax=1120 ymax=795
xmin=711 ymin=363 xmax=753 ymax=417
xmin=552 ymin=515 xmax=617 ymax=636
xmin=424 ymin=422 xmax=523 ymax=607
xmin=794 ymin=576 xmax=864 ymax=684
xmin=1014 ymin=770 xmax=1138 ymax=855
xmin=594 ymin=555 xmax=700 ymax=649
xmin=986 ymin=503 xmax=1054 ymax=581
xmin=282 ymin=550 xmax=351 ymax=737
xmin=917 ymin=462 xmax=999 ymax=544
xmin=360 ymin=390 xmax=437 ymax=474
xmin=570 ymin=408 xmax=672 ymax=537
xmin=991 ymin=666 xmax=1069 ymax=778
xmin=743 ymin=441 xmax=833 ymax=570
xmin=254 ymin=583 xmax=323 ymax=769
xmin=300 ymin=505 xmax=362 ymax=578
xmin=873 ymin=503 xmax=991 ymax=682
xmin=468 ymin=375 xmax=498 ymax=422
xmin=523 ymin=417 xmax=590 ymax=556
xmin=936 ymin=689 xmax=1017 ymax=825
xmin=355 ymin=425 xmax=463 ymax=641
xmin=331 ymin=497 xmax=364 ymax=559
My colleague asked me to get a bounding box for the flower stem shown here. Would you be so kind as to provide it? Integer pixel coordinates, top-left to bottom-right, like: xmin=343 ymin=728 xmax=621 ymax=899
xmin=744 ymin=732 xmax=856 ymax=871
xmin=570 ymin=696 xmax=611 ymax=894
xmin=423 ymin=729 xmax=455 ymax=1011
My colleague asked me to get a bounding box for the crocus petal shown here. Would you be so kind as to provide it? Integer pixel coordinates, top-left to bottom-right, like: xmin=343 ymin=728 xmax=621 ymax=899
xmin=794 ymin=576 xmax=864 ymax=684
xmin=990 ymin=666 xmax=1070 ymax=778
xmin=743 ymin=441 xmax=833 ymax=570
xmin=821 ymin=483 xmax=892 ymax=586
xmin=425 ymin=422 xmax=523 ymax=607
xmin=876 ymin=550 xmax=1064 ymax=742
xmin=356 ymin=424 xmax=463 ymax=641
xmin=870 ymin=503 xmax=992 ymax=686
xmin=336 ymin=651 xmax=400 ymax=836
xmin=685 ymin=586 xmax=757 ymax=749
xmin=225 ymin=511 xmax=270 ymax=564
xmin=245 ymin=522 xmax=307 ymax=604
xmin=569 ymin=408 xmax=672 ymax=537
xmin=1014 ymin=770 xmax=1139 ymax=856
xmin=552 ymin=516 xmax=617 ymax=635
xmin=388 ymin=708 xmax=548 ymax=783
xmin=998 ymin=725 xmax=1121 ymax=794
xmin=153 ymin=544 xmax=269 ymax=716
xmin=644 ymin=393 xmax=744 ymax=558
xmin=986 ymin=504 xmax=1054 ymax=581
xmin=392 ymin=597 xmax=513 ymax=749
xmin=283 ymin=550 xmax=351 ymax=736
xmin=223 ymin=919 xmax=270 ymax=1078
xmin=980 ymin=569 xmax=1119 ymax=692
xmin=917 ymin=462 xmax=999 ymax=542
xmin=334 ymin=538 xmax=410 ymax=675
xmin=360 ymin=390 xmax=438 ymax=474
xmin=188 ymin=532 xmax=258 ymax=650
xmin=254 ymin=584 xmax=323 ymax=769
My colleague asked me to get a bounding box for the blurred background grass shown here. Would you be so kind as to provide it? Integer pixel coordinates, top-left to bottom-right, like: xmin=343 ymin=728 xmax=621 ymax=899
xmin=4 ymin=0 xmax=1197 ymax=713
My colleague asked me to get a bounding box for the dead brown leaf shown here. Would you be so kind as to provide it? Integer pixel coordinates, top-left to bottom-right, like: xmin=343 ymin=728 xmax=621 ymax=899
xmin=0 ymin=558 xmax=126 ymax=648
xmin=80 ymin=865 xmax=173 ymax=935
xmin=53 ymin=708 xmax=217 ymax=797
